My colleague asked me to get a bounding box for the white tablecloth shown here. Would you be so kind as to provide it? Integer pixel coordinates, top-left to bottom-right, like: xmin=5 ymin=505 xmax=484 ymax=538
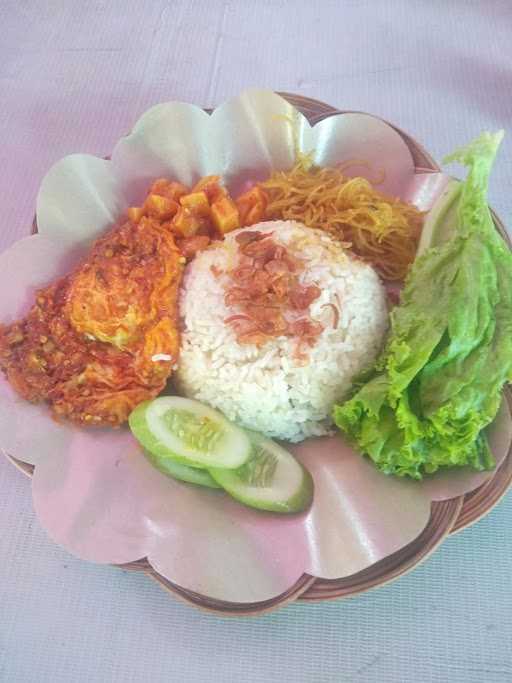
xmin=1 ymin=2 xmax=511 ymax=681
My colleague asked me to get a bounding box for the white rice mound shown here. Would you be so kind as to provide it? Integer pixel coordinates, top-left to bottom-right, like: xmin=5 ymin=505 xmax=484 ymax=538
xmin=175 ymin=221 xmax=389 ymax=442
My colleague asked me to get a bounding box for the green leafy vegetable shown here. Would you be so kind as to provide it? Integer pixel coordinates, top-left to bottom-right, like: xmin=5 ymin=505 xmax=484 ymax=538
xmin=334 ymin=131 xmax=512 ymax=478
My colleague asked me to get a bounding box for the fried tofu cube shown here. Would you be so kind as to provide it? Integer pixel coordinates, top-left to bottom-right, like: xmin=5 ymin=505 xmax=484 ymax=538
xmin=150 ymin=179 xmax=188 ymax=202
xmin=237 ymin=186 xmax=267 ymax=221
xmin=164 ymin=181 xmax=189 ymax=202
xmin=172 ymin=207 xmax=202 ymax=237
xmin=143 ymin=194 xmax=179 ymax=219
xmin=179 ymin=191 xmax=211 ymax=216
xmin=211 ymin=197 xmax=240 ymax=234
xmin=127 ymin=207 xmax=144 ymax=223
xmin=236 ymin=186 xmax=268 ymax=226
xmin=192 ymin=175 xmax=227 ymax=202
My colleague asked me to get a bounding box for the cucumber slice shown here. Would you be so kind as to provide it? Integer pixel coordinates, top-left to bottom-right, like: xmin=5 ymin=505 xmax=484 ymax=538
xmin=417 ymin=178 xmax=461 ymax=256
xmin=143 ymin=449 xmax=221 ymax=489
xmin=209 ymin=432 xmax=314 ymax=514
xmin=129 ymin=397 xmax=251 ymax=469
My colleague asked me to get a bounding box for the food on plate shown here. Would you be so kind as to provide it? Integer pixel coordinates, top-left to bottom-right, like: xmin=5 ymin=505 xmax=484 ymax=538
xmin=129 ymin=396 xmax=314 ymax=513
xmin=223 ymin=229 xmax=324 ymax=352
xmin=334 ymin=131 xmax=512 ymax=478
xmin=209 ymin=430 xmax=314 ymax=513
xmin=0 ymin=174 xmax=249 ymax=427
xmin=128 ymin=175 xmax=243 ymax=258
xmin=129 ymin=396 xmax=252 ymax=469
xmin=256 ymin=154 xmax=423 ymax=280
xmin=2 ymin=119 xmax=510 ymax=496
xmin=0 ymin=186 xmax=184 ymax=426
xmin=0 ymin=165 xmax=412 ymax=431
xmin=176 ymin=221 xmax=389 ymax=442
xmin=143 ymin=447 xmax=221 ymax=489
xmin=235 ymin=186 xmax=267 ymax=226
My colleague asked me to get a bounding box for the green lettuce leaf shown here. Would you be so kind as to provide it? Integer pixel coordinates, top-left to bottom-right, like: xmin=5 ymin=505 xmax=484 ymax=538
xmin=334 ymin=131 xmax=512 ymax=478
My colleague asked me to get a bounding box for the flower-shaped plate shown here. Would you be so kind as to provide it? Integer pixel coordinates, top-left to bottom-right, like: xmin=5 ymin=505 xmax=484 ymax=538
xmin=2 ymin=91 xmax=511 ymax=615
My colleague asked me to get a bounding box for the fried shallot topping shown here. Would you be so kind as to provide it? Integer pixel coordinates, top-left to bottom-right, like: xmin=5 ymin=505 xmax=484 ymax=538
xmin=223 ymin=231 xmax=328 ymax=356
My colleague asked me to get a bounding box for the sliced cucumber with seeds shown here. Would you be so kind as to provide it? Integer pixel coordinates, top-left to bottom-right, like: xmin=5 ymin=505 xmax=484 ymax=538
xmin=129 ymin=397 xmax=251 ymax=469
xmin=209 ymin=432 xmax=314 ymax=513
xmin=142 ymin=449 xmax=221 ymax=489
xmin=417 ymin=178 xmax=461 ymax=256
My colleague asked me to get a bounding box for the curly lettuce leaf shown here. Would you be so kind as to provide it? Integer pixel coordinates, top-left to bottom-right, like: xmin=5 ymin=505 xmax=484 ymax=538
xmin=334 ymin=131 xmax=512 ymax=478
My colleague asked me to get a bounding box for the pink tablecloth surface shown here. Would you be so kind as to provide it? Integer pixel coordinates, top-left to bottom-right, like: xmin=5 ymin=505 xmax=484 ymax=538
xmin=1 ymin=2 xmax=511 ymax=682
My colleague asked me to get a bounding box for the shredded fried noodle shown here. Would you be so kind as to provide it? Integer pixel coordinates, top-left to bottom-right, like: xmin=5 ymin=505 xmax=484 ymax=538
xmin=259 ymin=156 xmax=423 ymax=280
